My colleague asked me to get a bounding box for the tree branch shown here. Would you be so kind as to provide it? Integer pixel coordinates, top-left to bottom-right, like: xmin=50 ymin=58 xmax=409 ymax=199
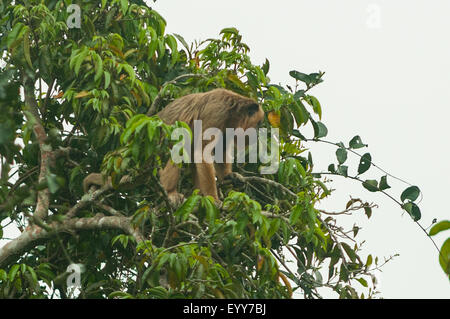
xmin=22 ymin=73 xmax=53 ymax=221
xmin=0 ymin=214 xmax=143 ymax=267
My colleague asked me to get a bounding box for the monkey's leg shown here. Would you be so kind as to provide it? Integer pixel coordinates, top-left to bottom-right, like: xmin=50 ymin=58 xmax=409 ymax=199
xmin=159 ymin=161 xmax=184 ymax=204
xmin=215 ymin=162 xmax=232 ymax=182
xmin=194 ymin=162 xmax=219 ymax=201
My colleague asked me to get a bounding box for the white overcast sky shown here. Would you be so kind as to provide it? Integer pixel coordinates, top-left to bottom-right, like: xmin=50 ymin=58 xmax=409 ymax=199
xmin=153 ymin=0 xmax=450 ymax=298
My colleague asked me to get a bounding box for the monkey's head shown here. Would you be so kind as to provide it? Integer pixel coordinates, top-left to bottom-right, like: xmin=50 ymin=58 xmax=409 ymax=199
xmin=232 ymin=101 xmax=265 ymax=130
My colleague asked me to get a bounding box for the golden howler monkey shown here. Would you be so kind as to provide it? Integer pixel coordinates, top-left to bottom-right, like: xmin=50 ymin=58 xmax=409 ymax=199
xmin=83 ymin=88 xmax=264 ymax=204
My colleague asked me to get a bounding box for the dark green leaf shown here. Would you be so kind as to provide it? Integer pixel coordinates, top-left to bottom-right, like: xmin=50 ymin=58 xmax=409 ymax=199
xmin=175 ymin=192 xmax=201 ymax=221
xmin=362 ymin=180 xmax=379 ymax=192
xmin=349 ymin=136 xmax=367 ymax=149
xmin=328 ymin=164 xmax=336 ymax=173
xmin=336 ymin=148 xmax=347 ymax=165
xmin=288 ymin=101 xmax=309 ymax=126
xmin=289 ymin=205 xmax=302 ymax=225
xmin=305 ymin=95 xmax=322 ymax=119
xmin=312 ymin=120 xmax=328 ymax=138
xmin=120 ymin=0 xmax=129 ymax=14
xmin=401 ymin=186 xmax=420 ymax=202
xmin=341 ymin=242 xmax=357 ymax=262
xmin=289 ymin=70 xmax=311 ymax=85
xmin=379 ymin=175 xmax=391 ymax=191
xmin=337 ymin=165 xmax=348 ymax=177
xmin=293 ymin=90 xmax=305 ymax=99
xmin=262 ymin=58 xmax=270 ymax=75
xmin=364 ymin=206 xmax=372 ymax=219
xmin=403 ymin=202 xmax=421 ymax=221
xmin=357 ymin=153 xmax=372 ymax=175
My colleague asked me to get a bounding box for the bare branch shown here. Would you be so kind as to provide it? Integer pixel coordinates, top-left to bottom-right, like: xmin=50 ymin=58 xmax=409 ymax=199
xmin=0 ymin=214 xmax=143 ymax=267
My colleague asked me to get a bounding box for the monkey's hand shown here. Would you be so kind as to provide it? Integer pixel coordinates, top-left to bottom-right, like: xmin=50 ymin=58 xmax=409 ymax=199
xmin=224 ymin=172 xmax=246 ymax=185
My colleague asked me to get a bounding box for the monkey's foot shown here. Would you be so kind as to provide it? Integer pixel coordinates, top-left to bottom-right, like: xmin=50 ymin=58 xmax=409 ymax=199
xmin=168 ymin=192 xmax=185 ymax=207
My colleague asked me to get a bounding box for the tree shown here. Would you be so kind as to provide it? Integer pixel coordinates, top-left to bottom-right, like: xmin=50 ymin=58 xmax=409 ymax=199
xmin=0 ymin=0 xmax=442 ymax=299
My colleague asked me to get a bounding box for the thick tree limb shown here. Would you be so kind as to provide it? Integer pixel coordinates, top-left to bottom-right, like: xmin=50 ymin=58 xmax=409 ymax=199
xmin=0 ymin=214 xmax=143 ymax=267
xmin=22 ymin=74 xmax=53 ymax=221
xmin=65 ymin=183 xmax=114 ymax=218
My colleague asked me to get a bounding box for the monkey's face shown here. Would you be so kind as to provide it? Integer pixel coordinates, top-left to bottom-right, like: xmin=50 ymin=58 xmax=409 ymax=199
xmin=236 ymin=103 xmax=265 ymax=130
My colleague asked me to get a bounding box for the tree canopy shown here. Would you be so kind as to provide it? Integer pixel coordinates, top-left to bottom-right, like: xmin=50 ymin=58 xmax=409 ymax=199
xmin=0 ymin=0 xmax=447 ymax=299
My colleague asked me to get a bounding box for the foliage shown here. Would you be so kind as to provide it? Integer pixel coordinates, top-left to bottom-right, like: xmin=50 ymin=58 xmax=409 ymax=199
xmin=429 ymin=220 xmax=450 ymax=278
xmin=0 ymin=0 xmax=431 ymax=299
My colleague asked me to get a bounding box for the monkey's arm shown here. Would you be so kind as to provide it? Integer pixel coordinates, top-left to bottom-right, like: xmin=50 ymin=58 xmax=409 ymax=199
xmin=159 ymin=161 xmax=185 ymax=205
xmin=215 ymin=162 xmax=232 ymax=182
xmin=83 ymin=173 xmax=133 ymax=193
xmin=83 ymin=173 xmax=112 ymax=193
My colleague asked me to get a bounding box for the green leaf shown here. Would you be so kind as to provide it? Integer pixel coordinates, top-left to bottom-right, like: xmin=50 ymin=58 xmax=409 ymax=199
xmin=401 ymin=186 xmax=420 ymax=202
xmin=341 ymin=242 xmax=357 ymax=262
xmin=336 ymin=148 xmax=347 ymax=165
xmin=280 ymin=107 xmax=294 ymax=133
xmin=7 ymin=22 xmax=25 ymax=48
xmin=175 ymin=192 xmax=201 ymax=221
xmin=120 ymin=0 xmax=129 ymax=14
xmin=294 ymin=90 xmax=305 ymax=99
xmin=165 ymin=34 xmax=179 ymax=66
xmin=108 ymin=291 xmax=134 ymax=299
xmin=429 ymin=220 xmax=450 ymax=236
xmin=288 ymin=101 xmax=309 ymax=126
xmin=220 ymin=27 xmax=239 ymax=35
xmin=201 ymin=196 xmax=218 ymax=226
xmin=328 ymin=164 xmax=336 ymax=173
xmin=364 ymin=206 xmax=372 ymax=219
xmin=9 ymin=264 xmax=20 ymax=282
xmin=349 ymin=135 xmax=367 ymax=149
xmin=122 ymin=64 xmax=136 ymax=85
xmin=438 ymin=238 xmax=450 ymax=275
xmin=173 ymin=33 xmax=190 ymax=51
xmin=289 ymin=70 xmax=311 ymax=85
xmin=74 ymin=47 xmax=89 ymax=76
xmin=357 ymin=153 xmax=372 ymax=175
xmin=312 ymin=120 xmax=328 ymax=139
xmin=379 ymin=175 xmax=391 ymax=191
xmin=121 ymin=116 xmax=148 ymax=144
xmin=262 ymin=58 xmax=270 ymax=75
xmin=92 ymin=52 xmax=103 ymax=82
xmin=309 ymin=72 xmax=324 ymax=85
xmin=104 ymin=71 xmax=111 ymax=90
xmin=337 ymin=165 xmax=348 ymax=177
xmin=148 ymin=37 xmax=159 ymax=59
xmin=365 ymin=255 xmax=373 ymax=268
xmin=339 ymin=264 xmax=349 ymax=282
xmin=289 ymin=205 xmax=302 ymax=225
xmin=362 ymin=180 xmax=379 ymax=192
xmin=46 ymin=173 xmax=60 ymax=194
xmin=23 ymin=29 xmax=32 ymax=68
xmin=403 ymin=202 xmax=421 ymax=221
xmin=356 ymin=277 xmax=368 ymax=287
xmin=306 ymin=95 xmax=322 ymax=119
